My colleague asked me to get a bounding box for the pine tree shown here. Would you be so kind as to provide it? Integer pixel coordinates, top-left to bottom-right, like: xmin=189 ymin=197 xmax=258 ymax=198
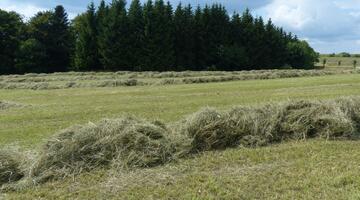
xmin=265 ymin=19 xmax=287 ymax=68
xmin=0 ymin=9 xmax=23 ymax=74
xmin=193 ymin=6 xmax=206 ymax=70
xmin=174 ymin=4 xmax=195 ymax=70
xmin=142 ymin=0 xmax=155 ymax=70
xmin=143 ymin=0 xmax=175 ymax=71
xmin=210 ymin=4 xmax=230 ymax=70
xmin=4 ymin=1 xmax=320 ymax=74
xmin=251 ymin=16 xmax=267 ymax=69
xmin=96 ymin=0 xmax=108 ymax=69
xmin=154 ymin=0 xmax=175 ymax=71
xmin=128 ymin=0 xmax=144 ymax=70
xmin=99 ymin=0 xmax=129 ymax=70
xmin=240 ymin=9 xmax=255 ymax=69
xmin=48 ymin=5 xmax=72 ymax=72
xmin=199 ymin=5 xmax=212 ymax=68
xmin=220 ymin=13 xmax=248 ymax=70
xmin=74 ymin=2 xmax=100 ymax=71
xmin=16 ymin=11 xmax=53 ymax=73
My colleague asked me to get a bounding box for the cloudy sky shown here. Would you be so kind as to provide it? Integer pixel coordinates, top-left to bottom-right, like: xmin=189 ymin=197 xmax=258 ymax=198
xmin=1 ymin=0 xmax=360 ymax=53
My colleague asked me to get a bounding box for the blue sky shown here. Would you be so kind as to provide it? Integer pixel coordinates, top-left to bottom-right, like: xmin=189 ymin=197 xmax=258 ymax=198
xmin=1 ymin=0 xmax=360 ymax=53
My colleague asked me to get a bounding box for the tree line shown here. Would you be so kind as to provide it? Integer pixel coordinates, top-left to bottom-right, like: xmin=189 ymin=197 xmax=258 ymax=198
xmin=0 ymin=0 xmax=319 ymax=74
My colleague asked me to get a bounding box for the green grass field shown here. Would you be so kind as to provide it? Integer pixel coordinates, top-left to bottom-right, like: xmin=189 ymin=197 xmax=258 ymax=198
xmin=1 ymin=72 xmax=360 ymax=199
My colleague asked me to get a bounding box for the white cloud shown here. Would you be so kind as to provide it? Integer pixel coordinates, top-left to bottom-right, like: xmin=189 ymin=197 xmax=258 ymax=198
xmin=0 ymin=0 xmax=78 ymax=20
xmin=255 ymin=0 xmax=360 ymax=53
xmin=0 ymin=0 xmax=46 ymax=19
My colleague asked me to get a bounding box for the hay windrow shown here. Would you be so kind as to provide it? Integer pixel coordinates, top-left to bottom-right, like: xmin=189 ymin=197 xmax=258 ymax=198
xmin=4 ymin=97 xmax=360 ymax=188
xmin=30 ymin=117 xmax=176 ymax=183
xmin=178 ymin=97 xmax=360 ymax=153
xmin=0 ymin=150 xmax=24 ymax=186
xmin=0 ymin=69 xmax=359 ymax=90
xmin=0 ymin=101 xmax=23 ymax=110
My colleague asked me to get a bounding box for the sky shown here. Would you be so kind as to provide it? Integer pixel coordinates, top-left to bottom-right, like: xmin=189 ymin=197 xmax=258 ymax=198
xmin=1 ymin=0 xmax=360 ymax=53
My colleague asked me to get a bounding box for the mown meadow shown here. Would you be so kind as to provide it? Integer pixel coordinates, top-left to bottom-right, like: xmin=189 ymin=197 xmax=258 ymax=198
xmin=318 ymin=55 xmax=360 ymax=70
xmin=1 ymin=71 xmax=360 ymax=199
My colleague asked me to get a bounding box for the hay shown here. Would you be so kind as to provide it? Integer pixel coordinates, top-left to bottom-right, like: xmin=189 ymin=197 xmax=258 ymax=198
xmin=274 ymin=100 xmax=356 ymax=140
xmin=178 ymin=97 xmax=360 ymax=152
xmin=0 ymin=101 xmax=21 ymax=110
xmin=179 ymin=108 xmax=238 ymax=152
xmin=0 ymin=150 xmax=23 ymax=186
xmin=30 ymin=117 xmax=175 ymax=183
xmin=1 ymin=69 xmax=358 ymax=90
xmin=4 ymin=97 xmax=360 ymax=187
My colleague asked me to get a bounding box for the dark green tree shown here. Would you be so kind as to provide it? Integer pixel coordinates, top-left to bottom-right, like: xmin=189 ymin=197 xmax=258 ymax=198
xmin=220 ymin=13 xmax=248 ymax=70
xmin=48 ymin=5 xmax=72 ymax=72
xmin=208 ymin=4 xmax=230 ymax=69
xmin=96 ymin=0 xmax=108 ymax=69
xmin=287 ymin=41 xmax=319 ymax=69
xmin=174 ymin=4 xmax=196 ymax=70
xmin=128 ymin=0 xmax=144 ymax=70
xmin=143 ymin=0 xmax=175 ymax=71
xmin=16 ymin=11 xmax=53 ymax=73
xmin=264 ymin=19 xmax=287 ymax=68
xmin=74 ymin=2 xmax=101 ymax=71
xmin=99 ymin=0 xmax=129 ymax=70
xmin=0 ymin=9 xmax=23 ymax=74
xmin=15 ymin=38 xmax=47 ymax=73
xmin=193 ymin=6 xmax=206 ymax=70
xmin=16 ymin=7 xmax=72 ymax=73
xmin=3 ymin=1 xmax=320 ymax=74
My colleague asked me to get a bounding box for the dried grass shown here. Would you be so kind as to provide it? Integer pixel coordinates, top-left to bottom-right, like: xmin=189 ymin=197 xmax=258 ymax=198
xmin=0 ymin=70 xmax=358 ymax=90
xmin=3 ymin=97 xmax=360 ymax=188
xmin=0 ymin=101 xmax=22 ymax=110
xmin=179 ymin=98 xmax=360 ymax=153
xmin=0 ymin=150 xmax=23 ymax=186
xmin=30 ymin=117 xmax=175 ymax=183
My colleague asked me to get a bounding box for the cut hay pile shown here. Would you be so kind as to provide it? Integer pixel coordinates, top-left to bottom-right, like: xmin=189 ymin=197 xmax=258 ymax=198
xmin=179 ymin=97 xmax=360 ymax=152
xmin=0 ymin=101 xmax=21 ymax=110
xmin=0 ymin=150 xmax=23 ymax=186
xmin=5 ymin=97 xmax=360 ymax=187
xmin=30 ymin=117 xmax=175 ymax=183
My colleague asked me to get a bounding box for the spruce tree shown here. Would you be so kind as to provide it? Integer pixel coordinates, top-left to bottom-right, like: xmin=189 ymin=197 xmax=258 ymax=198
xmin=221 ymin=13 xmax=248 ymax=70
xmin=48 ymin=5 xmax=72 ymax=72
xmin=3 ymin=1 xmax=320 ymax=74
xmin=209 ymin=4 xmax=230 ymax=70
xmin=74 ymin=2 xmax=100 ymax=71
xmin=128 ymin=0 xmax=144 ymax=70
xmin=240 ymin=9 xmax=255 ymax=69
xmin=96 ymin=0 xmax=108 ymax=69
xmin=251 ymin=17 xmax=267 ymax=69
xmin=16 ymin=11 xmax=53 ymax=73
xmin=193 ymin=6 xmax=206 ymax=70
xmin=154 ymin=0 xmax=175 ymax=71
xmin=0 ymin=9 xmax=23 ymax=74
xmin=99 ymin=0 xmax=129 ymax=71
xmin=174 ymin=4 xmax=195 ymax=70
xmin=143 ymin=0 xmax=175 ymax=71
xmin=199 ymin=5 xmax=212 ymax=68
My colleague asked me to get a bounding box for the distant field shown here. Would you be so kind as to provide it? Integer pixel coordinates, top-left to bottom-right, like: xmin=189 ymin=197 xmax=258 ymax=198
xmin=318 ymin=55 xmax=360 ymax=70
xmin=2 ymin=71 xmax=360 ymax=199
